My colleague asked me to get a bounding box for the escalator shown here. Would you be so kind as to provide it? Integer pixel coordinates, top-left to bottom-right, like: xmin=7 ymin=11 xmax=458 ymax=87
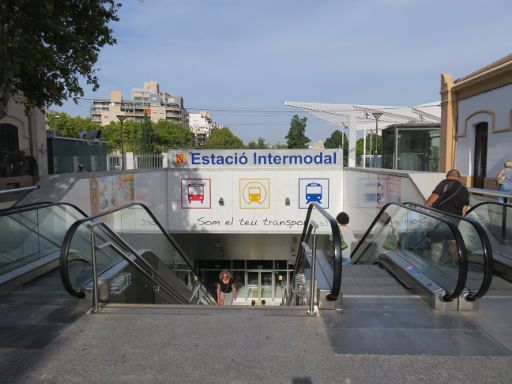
xmin=404 ymin=202 xmax=493 ymax=301
xmin=466 ymin=202 xmax=512 ymax=282
xmin=351 ymin=203 xmax=493 ymax=309
xmin=285 ymin=202 xmax=493 ymax=311
xmin=285 ymin=202 xmax=343 ymax=311
xmin=59 ymin=203 xmax=216 ymax=309
xmin=0 ymin=202 xmax=88 ymax=290
xmin=0 ymin=201 xmax=214 ymax=308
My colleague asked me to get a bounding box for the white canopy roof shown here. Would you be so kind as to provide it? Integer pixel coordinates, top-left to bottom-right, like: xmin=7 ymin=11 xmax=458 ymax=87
xmin=284 ymin=101 xmax=441 ymax=132
xmin=284 ymin=101 xmax=441 ymax=167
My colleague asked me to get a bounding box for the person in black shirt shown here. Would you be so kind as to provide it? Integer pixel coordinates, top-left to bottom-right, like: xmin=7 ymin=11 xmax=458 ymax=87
xmin=216 ymin=271 xmax=236 ymax=305
xmin=425 ymin=169 xmax=469 ymax=264
xmin=426 ymin=169 xmax=470 ymax=216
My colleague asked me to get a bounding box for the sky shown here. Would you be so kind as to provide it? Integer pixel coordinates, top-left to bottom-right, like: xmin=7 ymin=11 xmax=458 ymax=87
xmin=58 ymin=0 xmax=512 ymax=144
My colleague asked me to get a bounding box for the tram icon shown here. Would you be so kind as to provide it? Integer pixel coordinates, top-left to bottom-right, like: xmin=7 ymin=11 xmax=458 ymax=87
xmin=240 ymin=178 xmax=270 ymax=209
xmin=305 ymin=182 xmax=323 ymax=204
xmin=248 ymin=186 xmax=262 ymax=203
xmin=187 ymin=183 xmax=205 ymax=204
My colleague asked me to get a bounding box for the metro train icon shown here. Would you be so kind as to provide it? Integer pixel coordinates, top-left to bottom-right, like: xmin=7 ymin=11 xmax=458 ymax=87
xmin=305 ymin=182 xmax=323 ymax=204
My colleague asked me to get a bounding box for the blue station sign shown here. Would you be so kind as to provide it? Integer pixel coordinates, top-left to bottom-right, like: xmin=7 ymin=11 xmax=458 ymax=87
xmin=168 ymin=149 xmax=342 ymax=168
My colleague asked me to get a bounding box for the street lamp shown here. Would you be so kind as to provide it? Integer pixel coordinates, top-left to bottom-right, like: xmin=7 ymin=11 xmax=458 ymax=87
xmin=372 ymin=112 xmax=383 ymax=167
xmin=117 ymin=114 xmax=127 ymax=170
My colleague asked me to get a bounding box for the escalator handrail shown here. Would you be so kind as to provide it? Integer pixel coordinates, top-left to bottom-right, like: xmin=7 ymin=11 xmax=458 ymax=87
xmin=404 ymin=202 xmax=493 ymax=301
xmin=59 ymin=202 xmax=197 ymax=298
xmin=292 ymin=202 xmax=343 ymax=301
xmin=291 ymin=204 xmax=314 ymax=279
xmin=0 ymin=185 xmax=39 ymax=195
xmin=60 ymin=216 xmax=188 ymax=302
xmin=466 ymin=201 xmax=512 ymax=215
xmin=0 ymin=201 xmax=88 ymax=218
xmin=0 ymin=202 xmax=87 ymax=252
xmin=0 ymin=201 xmax=54 ymax=212
xmin=351 ymin=202 xmax=468 ymax=302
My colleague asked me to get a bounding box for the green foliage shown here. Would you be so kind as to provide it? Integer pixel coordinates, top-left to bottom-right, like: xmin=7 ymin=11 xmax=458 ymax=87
xmin=323 ymin=130 xmax=347 ymax=149
xmin=49 ymin=111 xmax=194 ymax=153
xmin=101 ymin=120 xmax=140 ymax=153
xmin=153 ymin=120 xmax=194 ymax=151
xmin=248 ymin=137 xmax=268 ymax=149
xmin=205 ymin=127 xmax=245 ymax=149
xmin=0 ymin=0 xmax=120 ymax=118
xmin=324 ymin=129 xmax=350 ymax=166
xmin=47 ymin=112 xmax=98 ymax=138
xmin=356 ymin=134 xmax=382 ymax=158
xmin=139 ymin=112 xmax=155 ymax=153
xmin=285 ymin=115 xmax=310 ymax=149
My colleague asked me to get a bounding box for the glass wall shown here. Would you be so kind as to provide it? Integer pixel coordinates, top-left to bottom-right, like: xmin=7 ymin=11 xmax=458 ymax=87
xmin=382 ymin=124 xmax=440 ymax=172
xmin=47 ymin=137 xmax=107 ymax=174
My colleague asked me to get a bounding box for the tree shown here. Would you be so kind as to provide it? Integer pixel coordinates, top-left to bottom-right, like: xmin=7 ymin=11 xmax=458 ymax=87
xmin=285 ymin=115 xmax=310 ymax=149
xmin=46 ymin=112 xmax=98 ymax=138
xmin=153 ymin=120 xmax=193 ymax=151
xmin=139 ymin=112 xmax=155 ymax=153
xmin=356 ymin=133 xmax=382 ymax=164
xmin=0 ymin=1 xmax=120 ymax=118
xmin=248 ymin=137 xmax=268 ymax=149
xmin=324 ymin=129 xmax=349 ymax=165
xmin=205 ymin=127 xmax=245 ymax=149
xmin=101 ymin=120 xmax=140 ymax=153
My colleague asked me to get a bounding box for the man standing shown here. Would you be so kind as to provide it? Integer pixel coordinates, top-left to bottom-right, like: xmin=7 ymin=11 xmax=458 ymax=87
xmin=424 ymin=169 xmax=469 ymax=264
xmin=425 ymin=169 xmax=470 ymax=216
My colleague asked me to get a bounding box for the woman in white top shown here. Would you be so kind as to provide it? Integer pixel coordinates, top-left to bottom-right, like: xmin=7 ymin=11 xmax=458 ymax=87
xmin=496 ymin=161 xmax=512 ymax=203
xmin=336 ymin=212 xmax=356 ymax=265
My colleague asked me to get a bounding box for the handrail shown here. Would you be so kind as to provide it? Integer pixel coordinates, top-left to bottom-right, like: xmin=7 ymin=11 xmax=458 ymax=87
xmin=59 ymin=202 xmax=198 ymax=299
xmin=0 ymin=201 xmax=88 ymax=218
xmin=467 ymin=187 xmax=512 ymax=200
xmin=0 ymin=201 xmax=54 ymax=212
xmin=404 ymin=202 xmax=493 ymax=301
xmin=351 ymin=202 xmax=468 ymax=302
xmin=0 ymin=185 xmax=39 ymax=195
xmin=466 ymin=201 xmax=511 ymax=253
xmin=96 ymin=240 xmax=190 ymax=304
xmin=291 ymin=202 xmax=342 ymax=301
xmin=466 ymin=201 xmax=512 ymax=215
xmin=291 ymin=205 xmax=314 ymax=284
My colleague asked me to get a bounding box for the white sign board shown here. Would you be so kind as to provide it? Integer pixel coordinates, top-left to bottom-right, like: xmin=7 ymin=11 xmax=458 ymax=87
xmin=167 ymin=150 xmax=343 ymax=234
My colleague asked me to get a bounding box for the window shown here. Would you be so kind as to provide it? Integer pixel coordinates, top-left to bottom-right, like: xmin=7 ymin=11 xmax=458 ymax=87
xmin=0 ymin=124 xmax=19 ymax=152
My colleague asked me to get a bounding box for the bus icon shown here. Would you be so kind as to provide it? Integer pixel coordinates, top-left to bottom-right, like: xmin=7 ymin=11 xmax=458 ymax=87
xmin=248 ymin=186 xmax=262 ymax=203
xmin=188 ymin=183 xmax=205 ymax=204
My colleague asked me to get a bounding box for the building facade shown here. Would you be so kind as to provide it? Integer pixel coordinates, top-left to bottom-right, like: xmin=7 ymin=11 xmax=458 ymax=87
xmin=90 ymin=81 xmax=188 ymax=126
xmin=0 ymin=97 xmax=47 ymax=188
xmin=440 ymin=53 xmax=512 ymax=188
xmin=188 ymin=110 xmax=218 ymax=147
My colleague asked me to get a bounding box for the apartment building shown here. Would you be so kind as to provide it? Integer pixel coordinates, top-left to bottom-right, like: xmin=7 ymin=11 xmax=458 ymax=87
xmin=188 ymin=110 xmax=218 ymax=147
xmin=90 ymin=81 xmax=188 ymax=126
